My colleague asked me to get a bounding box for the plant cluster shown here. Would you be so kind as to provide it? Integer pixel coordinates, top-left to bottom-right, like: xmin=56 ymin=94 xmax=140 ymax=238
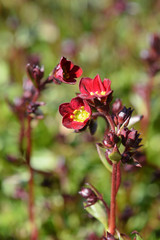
xmin=8 ymin=55 xmax=145 ymax=240
xmin=58 ymin=58 xmax=143 ymax=239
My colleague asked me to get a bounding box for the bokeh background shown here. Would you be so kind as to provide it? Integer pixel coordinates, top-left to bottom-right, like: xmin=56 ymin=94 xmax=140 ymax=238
xmin=0 ymin=0 xmax=160 ymax=239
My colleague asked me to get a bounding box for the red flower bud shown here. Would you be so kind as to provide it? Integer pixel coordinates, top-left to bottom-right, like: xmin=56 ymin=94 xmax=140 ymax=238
xmin=26 ymin=64 xmax=44 ymax=88
xmin=114 ymin=107 xmax=133 ymax=127
xmin=103 ymin=131 xmax=120 ymax=148
xmin=121 ymin=128 xmax=142 ymax=149
xmin=79 ymin=187 xmax=98 ymax=207
xmin=112 ymin=98 xmax=123 ymax=115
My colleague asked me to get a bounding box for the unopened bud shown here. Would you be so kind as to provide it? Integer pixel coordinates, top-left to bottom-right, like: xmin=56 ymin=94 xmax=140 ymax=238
xmin=112 ymin=98 xmax=123 ymax=115
xmin=26 ymin=64 xmax=44 ymax=88
xmin=121 ymin=128 xmax=142 ymax=149
xmin=114 ymin=107 xmax=133 ymax=127
xmin=79 ymin=187 xmax=98 ymax=207
xmin=103 ymin=131 xmax=120 ymax=148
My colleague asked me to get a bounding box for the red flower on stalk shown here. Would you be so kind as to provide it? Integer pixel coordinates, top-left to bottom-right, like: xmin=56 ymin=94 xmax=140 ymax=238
xmin=50 ymin=57 xmax=83 ymax=84
xmin=59 ymin=97 xmax=91 ymax=129
xmin=78 ymin=74 xmax=112 ymax=100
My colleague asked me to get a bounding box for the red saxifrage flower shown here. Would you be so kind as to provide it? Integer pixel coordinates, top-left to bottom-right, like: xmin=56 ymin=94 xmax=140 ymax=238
xmin=59 ymin=97 xmax=92 ymax=130
xmin=78 ymin=74 xmax=112 ymax=100
xmin=50 ymin=57 xmax=83 ymax=84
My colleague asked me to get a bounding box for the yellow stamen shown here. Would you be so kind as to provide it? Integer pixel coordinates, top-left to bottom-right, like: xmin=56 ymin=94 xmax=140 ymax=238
xmin=70 ymin=106 xmax=90 ymax=122
xmin=100 ymin=91 xmax=106 ymax=95
xmin=90 ymin=91 xmax=106 ymax=96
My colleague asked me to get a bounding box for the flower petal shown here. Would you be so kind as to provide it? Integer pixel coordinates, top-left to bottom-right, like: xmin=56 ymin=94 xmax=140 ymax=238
xmin=70 ymin=97 xmax=84 ymax=109
xmin=71 ymin=65 xmax=83 ymax=77
xmin=59 ymin=103 xmax=73 ymax=116
xmin=103 ymin=79 xmax=112 ymax=93
xmin=79 ymin=77 xmax=93 ymax=95
xmin=93 ymin=75 xmax=105 ymax=93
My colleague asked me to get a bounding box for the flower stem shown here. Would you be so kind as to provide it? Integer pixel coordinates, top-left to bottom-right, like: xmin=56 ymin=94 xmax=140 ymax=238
xmin=105 ymin=113 xmax=115 ymax=131
xmin=26 ymin=116 xmax=38 ymax=240
xmin=116 ymin=162 xmax=121 ymax=194
xmin=19 ymin=118 xmax=25 ymax=155
xmin=109 ymin=163 xmax=117 ymax=235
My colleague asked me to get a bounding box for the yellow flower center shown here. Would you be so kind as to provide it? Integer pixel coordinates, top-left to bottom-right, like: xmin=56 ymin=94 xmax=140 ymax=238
xmin=70 ymin=106 xmax=90 ymax=122
xmin=90 ymin=91 xmax=106 ymax=96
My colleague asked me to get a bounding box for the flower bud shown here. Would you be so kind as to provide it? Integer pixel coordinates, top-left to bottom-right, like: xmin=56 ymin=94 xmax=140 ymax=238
xmin=121 ymin=128 xmax=142 ymax=149
xmin=114 ymin=107 xmax=133 ymax=127
xmin=121 ymin=152 xmax=132 ymax=164
xmin=79 ymin=187 xmax=98 ymax=207
xmin=26 ymin=64 xmax=44 ymax=88
xmin=112 ymin=98 xmax=123 ymax=115
xmin=103 ymin=131 xmax=120 ymax=148
xmin=27 ymin=101 xmax=45 ymax=119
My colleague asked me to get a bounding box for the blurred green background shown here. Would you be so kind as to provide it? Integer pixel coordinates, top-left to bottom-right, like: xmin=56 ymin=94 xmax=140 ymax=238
xmin=0 ymin=0 xmax=160 ymax=239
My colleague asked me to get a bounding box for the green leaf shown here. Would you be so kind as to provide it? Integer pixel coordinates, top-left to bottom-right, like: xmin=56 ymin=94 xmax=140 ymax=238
xmin=96 ymin=144 xmax=112 ymax=172
xmin=135 ymin=234 xmax=143 ymax=240
xmin=108 ymin=151 xmax=121 ymax=162
xmin=84 ymin=201 xmax=108 ymax=231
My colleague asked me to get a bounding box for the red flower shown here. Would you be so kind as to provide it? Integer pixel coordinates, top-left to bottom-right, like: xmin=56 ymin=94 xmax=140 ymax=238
xmin=50 ymin=57 xmax=83 ymax=84
xmin=59 ymin=97 xmax=91 ymax=129
xmin=78 ymin=74 xmax=112 ymax=100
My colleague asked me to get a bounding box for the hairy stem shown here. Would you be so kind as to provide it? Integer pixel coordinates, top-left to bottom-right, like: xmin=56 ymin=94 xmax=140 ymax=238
xmin=109 ymin=163 xmax=117 ymax=235
xmin=116 ymin=161 xmax=121 ymax=194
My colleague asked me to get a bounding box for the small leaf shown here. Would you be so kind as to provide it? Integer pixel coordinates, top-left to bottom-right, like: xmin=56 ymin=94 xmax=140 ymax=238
xmin=131 ymin=231 xmax=143 ymax=240
xmin=135 ymin=236 xmax=143 ymax=240
xmin=108 ymin=145 xmax=121 ymax=163
xmin=84 ymin=201 xmax=108 ymax=231
xmin=108 ymin=151 xmax=121 ymax=162
xmin=96 ymin=144 xmax=112 ymax=172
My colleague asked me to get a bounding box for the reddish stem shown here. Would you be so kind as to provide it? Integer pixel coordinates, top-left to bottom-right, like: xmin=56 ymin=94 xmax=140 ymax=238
xmin=109 ymin=163 xmax=117 ymax=235
xmin=105 ymin=113 xmax=115 ymax=131
xmin=26 ymin=116 xmax=38 ymax=240
xmin=19 ymin=118 xmax=25 ymax=155
xmin=116 ymin=161 xmax=121 ymax=194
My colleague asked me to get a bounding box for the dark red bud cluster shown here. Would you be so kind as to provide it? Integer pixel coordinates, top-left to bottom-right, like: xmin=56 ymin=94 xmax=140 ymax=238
xmin=121 ymin=128 xmax=142 ymax=150
xmin=114 ymin=107 xmax=133 ymax=127
xmin=26 ymin=64 xmax=44 ymax=89
xmin=79 ymin=187 xmax=98 ymax=207
xmin=27 ymin=101 xmax=45 ymax=119
xmin=103 ymin=131 xmax=120 ymax=148
xmin=121 ymin=152 xmax=133 ymax=164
